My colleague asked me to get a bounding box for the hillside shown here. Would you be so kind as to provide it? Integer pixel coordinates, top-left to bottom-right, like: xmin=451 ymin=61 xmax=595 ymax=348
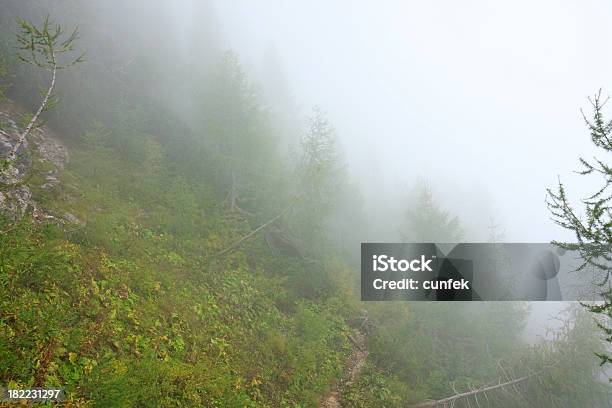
xmin=0 ymin=96 xmax=361 ymax=406
xmin=0 ymin=2 xmax=609 ymax=407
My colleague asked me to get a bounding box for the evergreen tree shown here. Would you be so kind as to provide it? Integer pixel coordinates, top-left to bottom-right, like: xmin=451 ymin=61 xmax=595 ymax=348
xmin=401 ymin=182 xmax=464 ymax=242
xmin=203 ymin=51 xmax=284 ymax=217
xmin=292 ymin=106 xmax=346 ymax=248
xmin=547 ymin=90 xmax=612 ymax=374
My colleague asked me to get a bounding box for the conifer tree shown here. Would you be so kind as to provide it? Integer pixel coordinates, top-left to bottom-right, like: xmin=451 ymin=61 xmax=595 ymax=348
xmin=546 ymin=90 xmax=612 ymax=374
xmin=204 ymin=52 xmax=281 ymax=215
xmin=293 ymin=106 xmax=345 ymax=247
xmin=401 ymin=182 xmax=464 ymax=242
xmin=4 ymin=16 xmax=83 ymax=166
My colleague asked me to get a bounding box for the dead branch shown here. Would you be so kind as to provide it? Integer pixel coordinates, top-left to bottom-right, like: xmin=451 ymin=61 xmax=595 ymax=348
xmin=212 ymin=203 xmax=294 ymax=258
xmin=409 ymin=371 xmax=538 ymax=408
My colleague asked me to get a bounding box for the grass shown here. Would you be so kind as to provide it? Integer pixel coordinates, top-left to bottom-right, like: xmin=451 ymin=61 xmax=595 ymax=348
xmin=0 ymin=127 xmax=358 ymax=407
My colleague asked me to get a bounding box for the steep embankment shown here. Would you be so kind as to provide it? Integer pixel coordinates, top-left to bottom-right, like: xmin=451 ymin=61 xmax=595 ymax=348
xmin=0 ymin=99 xmax=358 ymax=407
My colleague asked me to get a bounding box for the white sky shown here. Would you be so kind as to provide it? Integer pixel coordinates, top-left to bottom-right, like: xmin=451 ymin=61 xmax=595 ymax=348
xmin=209 ymin=0 xmax=612 ymax=242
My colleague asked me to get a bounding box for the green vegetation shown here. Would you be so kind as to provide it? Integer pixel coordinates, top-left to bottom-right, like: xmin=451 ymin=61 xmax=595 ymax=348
xmin=0 ymin=10 xmax=358 ymax=407
xmin=5 ymin=15 xmax=83 ymax=165
xmin=0 ymin=4 xmax=609 ymax=407
xmin=0 ymin=102 xmax=357 ymax=406
xmin=345 ymin=302 xmax=609 ymax=407
xmin=547 ymin=90 xmax=612 ymax=374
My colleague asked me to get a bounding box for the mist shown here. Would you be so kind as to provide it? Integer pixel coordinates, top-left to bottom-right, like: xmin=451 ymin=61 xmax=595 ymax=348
xmin=203 ymin=1 xmax=612 ymax=356
xmin=0 ymin=1 xmax=610 ymax=406
xmin=210 ymin=0 xmax=612 ymax=242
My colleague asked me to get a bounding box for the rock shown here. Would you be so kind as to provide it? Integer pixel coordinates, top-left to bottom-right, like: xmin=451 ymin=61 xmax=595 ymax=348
xmin=33 ymin=127 xmax=69 ymax=170
xmin=41 ymin=170 xmax=61 ymax=189
xmin=0 ymin=185 xmax=32 ymax=218
xmin=63 ymin=212 xmax=82 ymax=224
xmin=0 ymin=100 xmax=69 ymax=221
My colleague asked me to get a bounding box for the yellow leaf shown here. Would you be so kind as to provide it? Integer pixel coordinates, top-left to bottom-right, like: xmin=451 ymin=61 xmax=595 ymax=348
xmin=68 ymin=352 xmax=77 ymax=363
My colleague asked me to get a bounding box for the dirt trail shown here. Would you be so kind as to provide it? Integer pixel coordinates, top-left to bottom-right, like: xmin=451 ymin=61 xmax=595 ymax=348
xmin=320 ymin=331 xmax=368 ymax=408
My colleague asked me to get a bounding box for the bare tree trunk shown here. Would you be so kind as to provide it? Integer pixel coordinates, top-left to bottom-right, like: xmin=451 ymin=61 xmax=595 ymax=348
xmin=7 ymin=57 xmax=56 ymax=163
xmin=409 ymin=373 xmax=535 ymax=408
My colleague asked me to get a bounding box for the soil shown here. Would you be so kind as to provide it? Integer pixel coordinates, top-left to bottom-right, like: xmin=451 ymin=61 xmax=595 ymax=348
xmin=320 ymin=331 xmax=369 ymax=408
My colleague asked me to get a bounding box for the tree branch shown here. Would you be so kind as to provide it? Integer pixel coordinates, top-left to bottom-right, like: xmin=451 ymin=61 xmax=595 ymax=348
xmin=409 ymin=371 xmax=540 ymax=408
xmin=212 ymin=203 xmax=294 ymax=258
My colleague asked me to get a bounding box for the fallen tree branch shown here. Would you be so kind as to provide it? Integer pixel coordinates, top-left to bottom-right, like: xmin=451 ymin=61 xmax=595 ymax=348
xmin=212 ymin=203 xmax=294 ymax=258
xmin=409 ymin=371 xmax=538 ymax=408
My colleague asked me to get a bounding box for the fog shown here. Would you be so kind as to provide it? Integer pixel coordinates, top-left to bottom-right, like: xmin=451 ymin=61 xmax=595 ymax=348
xmin=210 ymin=0 xmax=612 ymax=242
xmin=19 ymin=0 xmax=610 ymax=339
xmin=0 ymin=1 xmax=610 ymax=404
xmin=202 ymin=1 xmax=612 ymax=351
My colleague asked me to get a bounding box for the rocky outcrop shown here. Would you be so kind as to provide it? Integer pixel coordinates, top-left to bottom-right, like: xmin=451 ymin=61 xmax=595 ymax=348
xmin=0 ymin=100 xmax=70 ymax=222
